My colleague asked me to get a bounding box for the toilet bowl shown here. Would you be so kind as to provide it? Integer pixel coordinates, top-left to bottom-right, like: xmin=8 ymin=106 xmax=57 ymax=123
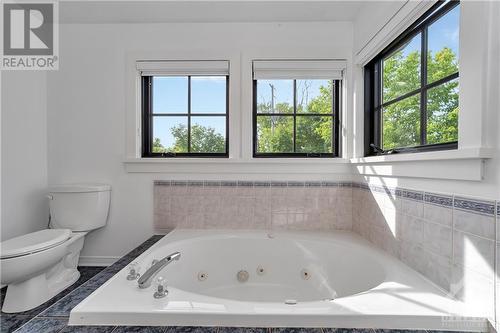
xmin=0 ymin=183 xmax=110 ymax=313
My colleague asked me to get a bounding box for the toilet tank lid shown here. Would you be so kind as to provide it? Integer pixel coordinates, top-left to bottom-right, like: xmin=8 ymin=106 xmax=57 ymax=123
xmin=0 ymin=229 xmax=71 ymax=259
xmin=48 ymin=183 xmax=111 ymax=193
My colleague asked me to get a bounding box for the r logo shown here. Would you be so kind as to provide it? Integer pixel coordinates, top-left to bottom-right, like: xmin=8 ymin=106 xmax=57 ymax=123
xmin=3 ymin=3 xmax=53 ymax=56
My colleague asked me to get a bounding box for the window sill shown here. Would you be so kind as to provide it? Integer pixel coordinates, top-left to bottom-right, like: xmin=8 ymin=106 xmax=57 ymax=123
xmin=350 ymin=148 xmax=494 ymax=181
xmin=123 ymin=157 xmax=351 ymax=174
xmin=350 ymin=148 xmax=493 ymax=164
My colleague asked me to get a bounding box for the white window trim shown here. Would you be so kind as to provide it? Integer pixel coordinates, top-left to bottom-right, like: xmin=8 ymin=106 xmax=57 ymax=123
xmin=124 ymin=49 xmax=352 ymax=175
xmin=350 ymin=0 xmax=495 ymax=181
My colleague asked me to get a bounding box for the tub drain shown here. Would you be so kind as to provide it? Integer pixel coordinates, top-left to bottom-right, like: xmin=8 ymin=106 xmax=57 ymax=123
xmin=256 ymin=266 xmax=265 ymax=275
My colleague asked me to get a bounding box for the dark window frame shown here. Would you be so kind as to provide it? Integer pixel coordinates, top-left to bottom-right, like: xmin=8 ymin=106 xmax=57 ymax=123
xmin=142 ymin=75 xmax=229 ymax=158
xmin=364 ymin=0 xmax=459 ymax=156
xmin=252 ymin=79 xmax=341 ymax=158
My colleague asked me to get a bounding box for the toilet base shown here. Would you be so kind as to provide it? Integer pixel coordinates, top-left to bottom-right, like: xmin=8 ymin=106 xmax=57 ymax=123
xmin=1 ymin=270 xmax=80 ymax=313
xmin=1 ymin=232 xmax=86 ymax=313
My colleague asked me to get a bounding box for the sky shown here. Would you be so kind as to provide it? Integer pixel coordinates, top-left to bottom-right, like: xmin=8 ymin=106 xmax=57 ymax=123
xmin=256 ymin=79 xmax=329 ymax=113
xmin=388 ymin=4 xmax=459 ymax=59
xmin=152 ymin=76 xmax=227 ymax=148
xmin=152 ymin=4 xmax=459 ymax=150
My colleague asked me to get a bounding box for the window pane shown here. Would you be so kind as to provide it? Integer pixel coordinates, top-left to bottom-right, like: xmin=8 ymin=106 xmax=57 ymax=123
xmin=296 ymin=116 xmax=332 ymax=153
xmin=296 ymin=80 xmax=332 ymax=114
xmin=191 ymin=116 xmax=226 ymax=153
xmin=427 ymin=5 xmax=459 ymax=83
xmin=382 ymin=94 xmax=421 ymax=149
xmin=427 ymin=79 xmax=458 ymax=144
xmin=153 ymin=116 xmax=188 ymax=153
xmin=383 ymin=33 xmax=421 ymax=103
xmin=152 ymin=77 xmax=188 ymax=114
xmin=256 ymin=80 xmax=293 ymax=114
xmin=191 ymin=76 xmax=227 ymax=114
xmin=256 ymin=116 xmax=293 ymax=153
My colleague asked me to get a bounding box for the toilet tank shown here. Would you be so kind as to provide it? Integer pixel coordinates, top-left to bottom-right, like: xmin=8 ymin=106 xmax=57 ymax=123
xmin=48 ymin=184 xmax=111 ymax=232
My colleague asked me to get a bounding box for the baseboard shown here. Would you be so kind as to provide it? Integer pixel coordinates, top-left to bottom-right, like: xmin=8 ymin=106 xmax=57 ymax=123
xmin=78 ymin=256 xmax=120 ymax=267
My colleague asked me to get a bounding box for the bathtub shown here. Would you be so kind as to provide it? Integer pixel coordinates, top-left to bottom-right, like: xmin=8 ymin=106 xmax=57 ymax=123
xmin=70 ymin=230 xmax=486 ymax=331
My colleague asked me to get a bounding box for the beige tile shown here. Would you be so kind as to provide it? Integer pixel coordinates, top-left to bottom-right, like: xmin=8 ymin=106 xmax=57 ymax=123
xmin=400 ymin=242 xmax=426 ymax=275
xmin=400 ymin=214 xmax=424 ymax=245
xmin=451 ymin=263 xmax=495 ymax=321
xmin=169 ymin=211 xmax=187 ymax=228
xmin=170 ymin=196 xmax=188 ymax=215
xmin=402 ymin=198 xmax=424 ymax=218
xmin=453 ymin=230 xmax=495 ymax=277
xmin=187 ymin=196 xmax=204 ymax=214
xmin=271 ymin=213 xmax=288 ymax=229
xmin=454 ymin=209 xmax=495 ymax=240
xmin=424 ymin=203 xmax=452 ymax=227
xmin=423 ymin=221 xmax=453 ymax=259
xmin=423 ymin=249 xmax=452 ymax=291
xmin=271 ymin=196 xmax=288 ymax=214
xmin=169 ymin=184 xmax=187 ymax=195
xmin=187 ymin=213 xmax=205 ymax=228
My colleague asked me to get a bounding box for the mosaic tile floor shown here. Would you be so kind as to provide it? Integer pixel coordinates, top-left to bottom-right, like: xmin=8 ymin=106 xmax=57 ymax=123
xmin=0 ymin=235 xmax=469 ymax=333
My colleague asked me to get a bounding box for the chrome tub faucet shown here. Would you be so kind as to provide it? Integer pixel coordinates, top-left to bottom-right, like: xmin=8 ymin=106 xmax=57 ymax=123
xmin=137 ymin=251 xmax=181 ymax=289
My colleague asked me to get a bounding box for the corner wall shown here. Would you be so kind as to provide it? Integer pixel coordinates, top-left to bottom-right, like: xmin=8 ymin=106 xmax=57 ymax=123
xmin=1 ymin=71 xmax=49 ymax=240
xmin=352 ymin=183 xmax=498 ymax=327
xmin=352 ymin=1 xmax=500 ymax=329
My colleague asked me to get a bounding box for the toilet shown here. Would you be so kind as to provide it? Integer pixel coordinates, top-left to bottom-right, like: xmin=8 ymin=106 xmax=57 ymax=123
xmin=0 ymin=183 xmax=111 ymax=313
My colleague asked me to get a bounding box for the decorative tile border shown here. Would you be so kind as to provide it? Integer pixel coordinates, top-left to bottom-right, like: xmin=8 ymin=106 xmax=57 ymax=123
xmin=153 ymin=180 xmax=353 ymax=188
xmin=402 ymin=190 xmax=424 ymax=202
xmin=454 ymin=196 xmax=495 ymax=216
xmin=424 ymin=192 xmax=453 ymax=208
xmin=353 ymin=182 xmax=496 ymax=215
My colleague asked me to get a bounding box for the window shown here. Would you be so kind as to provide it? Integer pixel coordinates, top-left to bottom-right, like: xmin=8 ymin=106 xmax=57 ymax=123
xmin=139 ymin=61 xmax=229 ymax=157
xmin=365 ymin=1 xmax=460 ymax=155
xmin=252 ymin=60 xmax=344 ymax=157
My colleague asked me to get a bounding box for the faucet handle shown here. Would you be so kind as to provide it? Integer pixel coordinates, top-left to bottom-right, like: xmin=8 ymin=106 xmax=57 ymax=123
xmin=153 ymin=276 xmax=168 ymax=299
xmin=126 ymin=262 xmax=141 ymax=280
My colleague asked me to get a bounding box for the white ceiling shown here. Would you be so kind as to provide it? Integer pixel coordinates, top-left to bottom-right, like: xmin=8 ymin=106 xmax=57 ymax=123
xmin=59 ymin=1 xmax=367 ymax=24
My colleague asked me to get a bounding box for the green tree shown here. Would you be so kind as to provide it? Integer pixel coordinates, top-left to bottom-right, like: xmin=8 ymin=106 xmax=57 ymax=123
xmin=154 ymin=47 xmax=458 ymax=154
xmin=382 ymin=47 xmax=458 ymax=149
xmin=154 ymin=124 xmax=225 ymax=154
xmin=257 ymin=81 xmax=334 ymax=154
xmin=152 ymin=138 xmax=165 ymax=153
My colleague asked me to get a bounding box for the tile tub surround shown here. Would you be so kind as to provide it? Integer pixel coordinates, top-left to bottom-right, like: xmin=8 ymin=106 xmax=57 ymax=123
xmin=154 ymin=181 xmax=353 ymax=231
xmin=154 ymin=179 xmax=499 ymax=326
xmin=351 ymin=182 xmax=498 ymax=326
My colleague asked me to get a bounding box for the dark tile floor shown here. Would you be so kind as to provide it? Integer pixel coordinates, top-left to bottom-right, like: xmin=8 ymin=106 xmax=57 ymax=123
xmin=0 ymin=235 xmax=470 ymax=333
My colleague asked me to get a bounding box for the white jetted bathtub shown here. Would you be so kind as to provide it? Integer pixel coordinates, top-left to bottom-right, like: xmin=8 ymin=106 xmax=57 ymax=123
xmin=70 ymin=230 xmax=486 ymax=330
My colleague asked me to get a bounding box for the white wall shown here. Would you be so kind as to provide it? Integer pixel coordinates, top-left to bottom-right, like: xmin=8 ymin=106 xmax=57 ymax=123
xmin=46 ymin=22 xmax=354 ymax=262
xmin=1 ymin=71 xmax=49 ymax=241
xmin=352 ymin=1 xmax=500 ymax=200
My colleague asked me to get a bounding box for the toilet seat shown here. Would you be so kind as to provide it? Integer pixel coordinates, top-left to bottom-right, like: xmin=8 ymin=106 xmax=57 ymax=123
xmin=0 ymin=229 xmax=71 ymax=259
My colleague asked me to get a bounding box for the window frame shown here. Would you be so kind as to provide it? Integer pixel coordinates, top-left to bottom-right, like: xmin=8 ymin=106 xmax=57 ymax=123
xmin=252 ymin=79 xmax=341 ymax=158
xmin=141 ymin=75 xmax=230 ymax=158
xmin=364 ymin=0 xmax=460 ymax=156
